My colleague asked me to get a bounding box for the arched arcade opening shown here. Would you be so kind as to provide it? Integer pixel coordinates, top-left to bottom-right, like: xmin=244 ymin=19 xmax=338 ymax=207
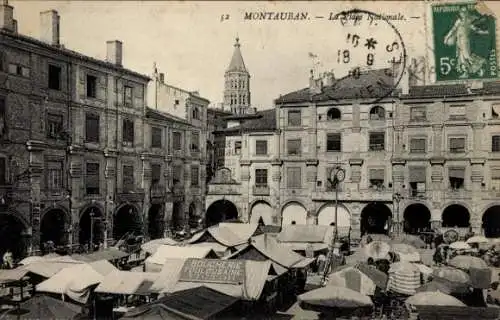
xmin=206 ymin=199 xmax=238 ymax=227
xmin=113 ymin=204 xmax=143 ymax=241
xmin=361 ymin=202 xmax=392 ymax=235
xmin=442 ymin=204 xmax=470 ymax=228
xmin=403 ymin=203 xmax=431 ymax=235
xmin=40 ymin=208 xmax=68 ymax=247
xmin=250 ymin=201 xmax=273 ymax=225
xmin=148 ymin=204 xmax=164 ymax=240
xmin=483 ymin=205 xmax=500 ymax=238
xmin=79 ymin=207 xmax=105 ymax=247
xmin=317 ymin=204 xmax=351 ymax=228
xmin=188 ymin=203 xmax=200 ymax=229
xmin=281 ymin=202 xmax=307 ymax=226
xmin=0 ymin=214 xmax=28 ymax=260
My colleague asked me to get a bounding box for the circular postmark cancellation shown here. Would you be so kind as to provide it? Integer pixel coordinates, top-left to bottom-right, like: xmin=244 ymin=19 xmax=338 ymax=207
xmin=328 ymin=8 xmax=408 ymax=103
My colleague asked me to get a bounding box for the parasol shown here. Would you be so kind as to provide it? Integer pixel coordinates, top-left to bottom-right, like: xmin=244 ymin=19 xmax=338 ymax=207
xmin=391 ymin=234 xmax=427 ymax=249
xmin=387 ymin=262 xmax=421 ymax=295
xmin=449 ymin=241 xmax=471 ymax=250
xmin=449 ymin=255 xmax=488 ymax=271
xmin=432 ymin=266 xmax=470 ymax=285
xmin=391 ymin=243 xmax=421 ymax=262
xmin=327 ymin=266 xmax=377 ymax=296
xmin=466 ymin=235 xmax=489 ymax=244
xmin=364 ymin=241 xmax=391 ymax=260
xmin=405 ymin=290 xmax=466 ymax=307
xmin=297 ymin=285 xmax=374 ymax=309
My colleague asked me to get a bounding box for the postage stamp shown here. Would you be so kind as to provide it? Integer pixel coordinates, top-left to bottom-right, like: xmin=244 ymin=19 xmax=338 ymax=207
xmin=432 ymin=2 xmax=498 ymax=81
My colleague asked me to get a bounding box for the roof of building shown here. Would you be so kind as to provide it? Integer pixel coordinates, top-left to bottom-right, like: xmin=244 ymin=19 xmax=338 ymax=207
xmin=402 ymin=81 xmax=500 ymax=99
xmin=226 ymin=37 xmax=247 ymax=73
xmin=1 ymin=30 xmax=150 ymax=81
xmin=215 ymin=108 xmax=276 ymax=134
xmin=157 ymin=82 xmax=210 ymax=104
xmin=145 ymin=107 xmax=193 ymax=126
xmin=275 ymin=68 xmax=396 ymax=104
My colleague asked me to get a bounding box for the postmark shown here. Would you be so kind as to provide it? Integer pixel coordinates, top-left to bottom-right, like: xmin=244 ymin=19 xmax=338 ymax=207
xmin=432 ymin=2 xmax=498 ymax=81
xmin=328 ymin=8 xmax=407 ymax=103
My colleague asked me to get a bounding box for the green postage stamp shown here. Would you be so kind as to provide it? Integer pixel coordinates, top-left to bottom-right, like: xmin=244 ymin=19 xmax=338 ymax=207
xmin=432 ymin=2 xmax=498 ymax=81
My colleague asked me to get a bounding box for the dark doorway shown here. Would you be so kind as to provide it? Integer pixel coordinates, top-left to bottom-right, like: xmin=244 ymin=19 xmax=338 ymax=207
xmin=0 ymin=214 xmax=27 ymax=260
xmin=483 ymin=206 xmax=500 ymax=238
xmin=148 ymin=204 xmax=164 ymax=240
xmin=442 ymin=204 xmax=470 ymax=228
xmin=40 ymin=209 xmax=67 ymax=246
xmin=205 ymin=200 xmax=238 ymax=227
xmin=79 ymin=207 xmax=104 ymax=246
xmin=360 ymin=203 xmax=392 ymax=235
xmin=113 ymin=204 xmax=143 ymax=241
xmin=188 ymin=203 xmax=199 ymax=229
xmin=172 ymin=202 xmax=183 ymax=231
xmin=403 ymin=203 xmax=431 ymax=235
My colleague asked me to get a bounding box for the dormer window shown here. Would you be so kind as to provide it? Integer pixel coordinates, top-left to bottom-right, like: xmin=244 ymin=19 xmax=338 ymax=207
xmin=369 ymin=106 xmax=385 ymax=120
xmin=327 ymin=108 xmax=341 ymax=120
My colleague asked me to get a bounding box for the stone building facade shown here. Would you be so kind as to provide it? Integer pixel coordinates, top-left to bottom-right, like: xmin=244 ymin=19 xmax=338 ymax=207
xmin=0 ymin=3 xmax=206 ymax=258
xmin=207 ymin=69 xmax=500 ymax=239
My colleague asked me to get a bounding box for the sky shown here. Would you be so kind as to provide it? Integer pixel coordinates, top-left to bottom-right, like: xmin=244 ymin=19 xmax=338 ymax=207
xmin=9 ymin=1 xmax=500 ymax=109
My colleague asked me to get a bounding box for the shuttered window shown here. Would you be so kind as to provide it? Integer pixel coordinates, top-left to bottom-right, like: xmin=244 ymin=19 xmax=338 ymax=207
xmin=85 ymin=113 xmax=99 ymax=143
xmin=287 ymin=167 xmax=301 ymax=188
xmin=151 ymin=164 xmax=161 ymax=184
xmin=151 ymin=127 xmax=162 ymax=148
xmin=173 ymin=132 xmax=182 ymax=150
xmin=86 ymin=162 xmax=99 ymax=195
xmin=369 ymin=169 xmax=384 ymax=188
xmin=409 ymin=167 xmax=426 ymax=183
xmin=47 ymin=161 xmax=63 ymax=190
xmin=123 ymin=165 xmax=134 ymax=191
xmin=255 ymin=140 xmax=268 ymax=155
xmin=327 ymin=133 xmax=341 ymax=152
xmin=449 ymin=167 xmax=465 ymax=190
xmin=369 ymin=132 xmax=385 ymax=151
xmin=255 ymin=169 xmax=268 ymax=186
xmin=492 ymin=168 xmax=500 ymax=191
xmin=410 ymin=138 xmax=426 ymax=153
xmin=173 ymin=165 xmax=183 ymax=185
xmin=492 ymin=135 xmax=500 ymax=152
xmin=122 ymin=119 xmax=134 ymax=144
xmin=191 ymin=166 xmax=199 ymax=187
xmin=287 ymin=139 xmax=301 ymax=155
xmin=288 ymin=110 xmax=301 ymax=126
xmin=449 ymin=137 xmax=465 ymax=153
xmin=191 ymin=132 xmax=199 ymax=151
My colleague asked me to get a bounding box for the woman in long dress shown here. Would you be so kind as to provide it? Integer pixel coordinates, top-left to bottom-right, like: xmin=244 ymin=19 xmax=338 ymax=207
xmin=444 ymin=7 xmax=489 ymax=77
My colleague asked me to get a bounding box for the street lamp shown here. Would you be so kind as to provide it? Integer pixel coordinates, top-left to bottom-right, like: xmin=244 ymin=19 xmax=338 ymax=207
xmin=393 ymin=192 xmax=403 ymax=236
xmin=322 ymin=166 xmax=345 ymax=283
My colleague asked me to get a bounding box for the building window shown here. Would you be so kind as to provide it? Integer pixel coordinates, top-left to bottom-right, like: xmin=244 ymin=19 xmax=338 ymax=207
xmin=287 ymin=139 xmax=301 ymax=155
xmin=327 ymin=108 xmax=341 ymax=120
xmin=369 ymin=106 xmax=385 ymax=120
xmin=191 ymin=166 xmax=199 ymax=187
xmin=173 ymin=132 xmax=182 ymax=151
xmin=409 ymin=167 xmax=426 ymax=196
xmin=234 ymin=141 xmax=242 ymax=155
xmin=0 ymin=157 xmax=5 ymax=185
xmin=8 ymin=63 xmax=30 ymax=78
xmin=492 ymin=135 xmax=500 ymax=152
xmin=491 ymin=168 xmax=500 ymax=190
xmin=172 ymin=164 xmax=183 ymax=186
xmin=124 ymin=86 xmax=133 ymax=106
xmin=449 ymin=105 xmax=466 ymax=120
xmin=288 ymin=110 xmax=302 ymax=126
xmin=86 ymin=74 xmax=97 ymax=98
xmin=47 ymin=113 xmax=63 ymax=139
xmin=151 ymin=164 xmax=161 ymax=184
xmin=122 ymin=165 xmax=134 ymax=191
xmin=327 ymin=133 xmax=341 ymax=152
xmin=449 ymin=137 xmax=466 ymax=153
xmin=255 ymin=140 xmax=268 ymax=155
xmin=192 ymin=107 xmax=200 ymax=120
xmin=255 ymin=169 xmax=268 ymax=186
xmin=410 ymin=106 xmax=426 ymax=121
xmin=191 ymin=132 xmax=200 ymax=152
xmin=369 ymin=168 xmax=385 ymax=188
xmin=409 ymin=138 xmax=426 ymax=153
xmin=287 ymin=167 xmax=301 ymax=188
xmin=85 ymin=162 xmax=100 ymax=195
xmin=369 ymin=132 xmax=385 ymax=151
xmin=0 ymin=96 xmax=5 ymax=137
xmin=151 ymin=127 xmax=162 ymax=148
xmin=48 ymin=65 xmax=61 ymax=90
xmin=85 ymin=113 xmax=99 ymax=143
xmin=449 ymin=167 xmax=465 ymax=190
xmin=122 ymin=119 xmax=134 ymax=144
xmin=46 ymin=161 xmax=63 ymax=190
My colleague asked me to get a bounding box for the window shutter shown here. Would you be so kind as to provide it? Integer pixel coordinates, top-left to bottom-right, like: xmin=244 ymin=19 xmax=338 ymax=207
xmin=450 ymin=138 xmax=465 ymax=149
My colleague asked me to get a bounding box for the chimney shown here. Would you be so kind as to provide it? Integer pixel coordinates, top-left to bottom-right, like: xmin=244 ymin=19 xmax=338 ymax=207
xmin=40 ymin=10 xmax=60 ymax=46
xmin=159 ymin=73 xmax=165 ymax=84
xmin=106 ymin=40 xmax=123 ymax=67
xmin=322 ymin=71 xmax=335 ymax=87
xmin=0 ymin=0 xmax=15 ymax=32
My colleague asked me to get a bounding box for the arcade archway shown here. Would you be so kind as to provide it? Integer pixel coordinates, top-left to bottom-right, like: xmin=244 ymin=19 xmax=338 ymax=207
xmin=250 ymin=201 xmax=273 ymax=225
xmin=0 ymin=214 xmax=27 ymax=260
xmin=442 ymin=204 xmax=470 ymax=228
xmin=172 ymin=202 xmax=183 ymax=231
xmin=113 ymin=204 xmax=143 ymax=240
xmin=206 ymin=199 xmax=238 ymax=227
xmin=282 ymin=202 xmax=307 ymax=226
xmin=361 ymin=202 xmax=392 ymax=235
xmin=41 ymin=208 xmax=67 ymax=246
xmin=79 ymin=207 xmax=104 ymax=246
xmin=483 ymin=205 xmax=500 ymax=238
xmin=188 ymin=203 xmax=199 ymax=228
xmin=148 ymin=204 xmax=164 ymax=240
xmin=403 ymin=203 xmax=431 ymax=235
xmin=317 ymin=204 xmax=351 ymax=228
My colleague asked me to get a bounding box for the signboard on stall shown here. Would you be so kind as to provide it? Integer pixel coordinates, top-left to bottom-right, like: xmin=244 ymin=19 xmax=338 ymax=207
xmin=178 ymin=258 xmax=245 ymax=285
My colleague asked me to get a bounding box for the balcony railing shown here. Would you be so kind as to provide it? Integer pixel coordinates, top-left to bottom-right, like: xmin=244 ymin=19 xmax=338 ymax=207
xmin=253 ymin=185 xmax=270 ymax=196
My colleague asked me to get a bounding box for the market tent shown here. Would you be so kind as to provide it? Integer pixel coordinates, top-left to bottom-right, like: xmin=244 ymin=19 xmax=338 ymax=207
xmin=145 ymin=245 xmax=218 ymax=272
xmin=121 ymin=304 xmax=194 ymax=320
xmin=0 ymin=295 xmax=82 ymax=319
xmin=405 ymin=291 xmax=466 ymax=307
xmin=36 ymin=263 xmax=104 ymax=304
xmin=150 ymin=258 xmax=274 ymax=301
xmin=297 ymin=285 xmax=373 ymax=308
xmin=23 ymin=259 xmax=84 ymax=278
xmin=327 ymin=266 xmax=377 ymax=296
xmin=71 ymin=248 xmax=129 ymax=262
xmin=277 ymin=225 xmax=333 ymax=244
xmin=88 ymin=260 xmax=118 ymax=276
xmin=141 ymin=238 xmax=179 ymax=255
xmin=0 ymin=268 xmax=31 ymax=284
xmin=186 ymin=223 xmax=257 ymax=248
xmin=94 ymin=270 xmax=158 ymax=295
xmin=123 ymin=286 xmax=239 ymax=320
